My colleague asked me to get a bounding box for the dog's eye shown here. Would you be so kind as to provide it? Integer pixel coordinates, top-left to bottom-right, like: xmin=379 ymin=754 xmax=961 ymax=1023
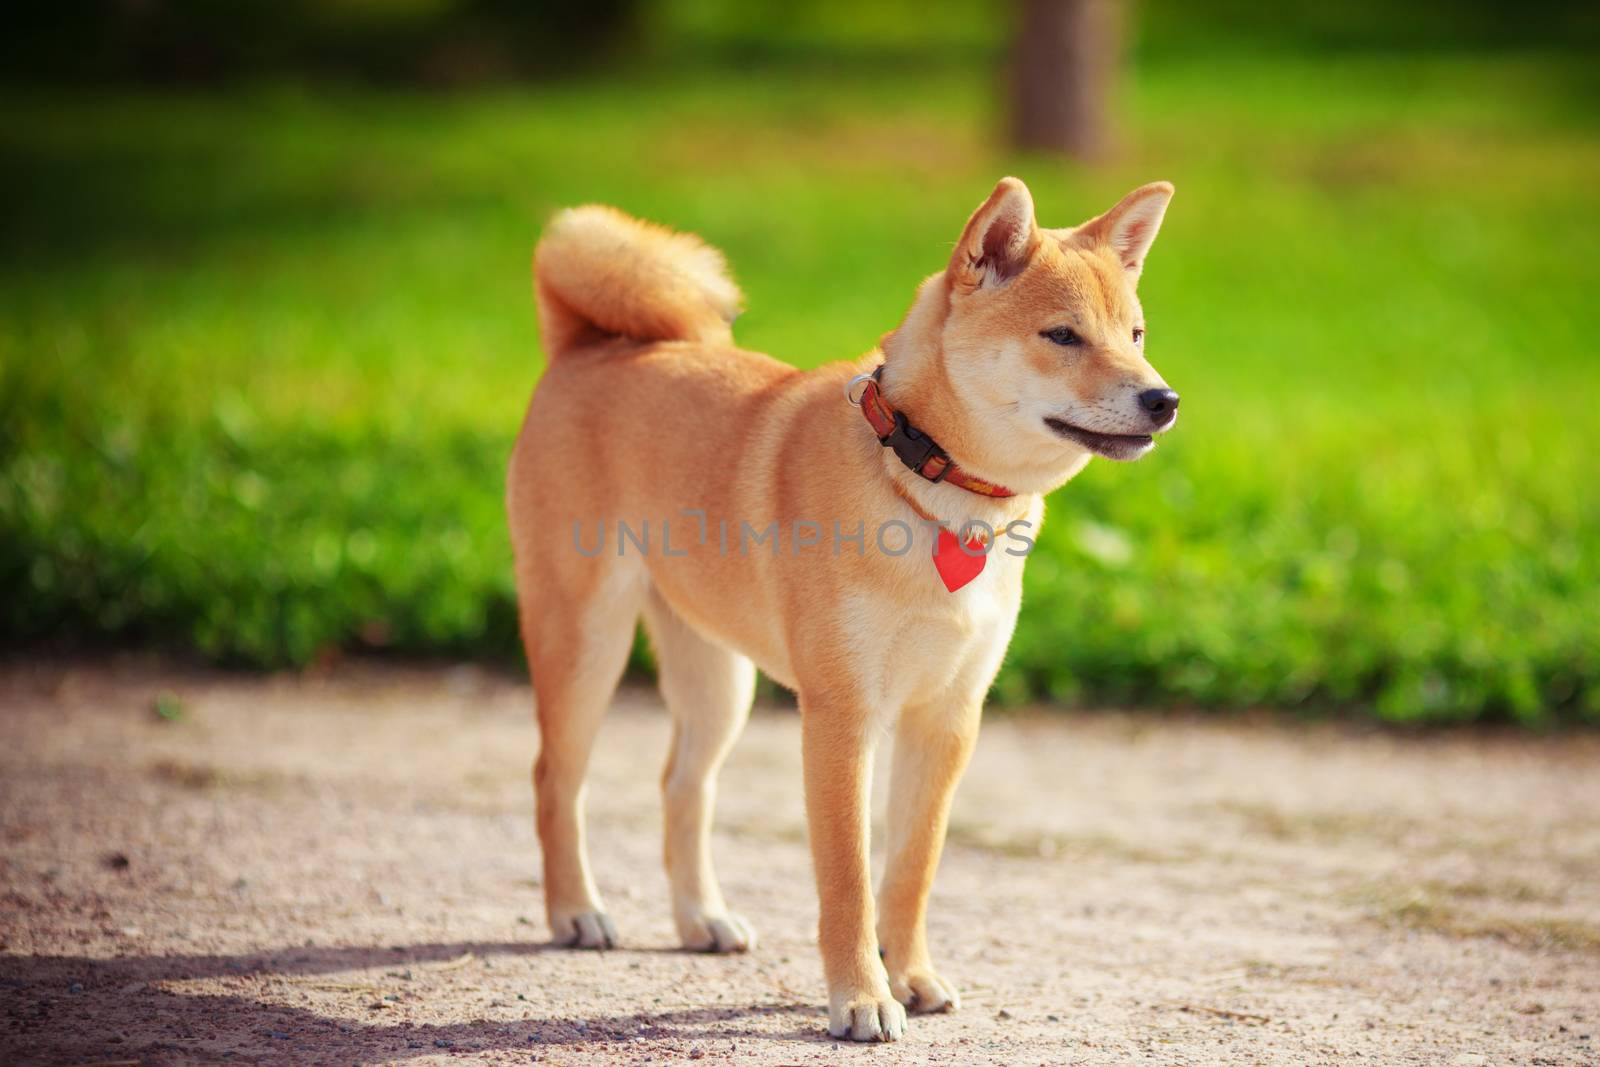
xmin=1132 ymin=327 xmax=1145 ymax=344
xmin=1041 ymin=326 xmax=1080 ymax=347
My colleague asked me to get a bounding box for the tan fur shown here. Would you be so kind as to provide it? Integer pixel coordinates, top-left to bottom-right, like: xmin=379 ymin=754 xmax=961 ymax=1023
xmin=533 ymin=205 xmax=742 ymax=356
xmin=508 ymin=177 xmax=1177 ymax=1041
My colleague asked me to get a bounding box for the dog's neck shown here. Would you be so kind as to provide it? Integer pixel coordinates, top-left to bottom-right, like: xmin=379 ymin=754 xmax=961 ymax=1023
xmin=875 ymin=451 xmax=1034 ymax=538
xmin=874 ymin=282 xmax=1040 ymax=532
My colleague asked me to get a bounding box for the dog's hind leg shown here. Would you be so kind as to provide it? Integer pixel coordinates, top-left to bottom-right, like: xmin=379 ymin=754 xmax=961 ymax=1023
xmin=519 ymin=555 xmax=645 ymax=950
xmin=642 ymin=586 xmax=757 ymax=953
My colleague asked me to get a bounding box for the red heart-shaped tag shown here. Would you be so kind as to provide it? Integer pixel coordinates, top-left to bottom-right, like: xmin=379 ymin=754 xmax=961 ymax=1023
xmin=932 ymin=528 xmax=987 ymax=592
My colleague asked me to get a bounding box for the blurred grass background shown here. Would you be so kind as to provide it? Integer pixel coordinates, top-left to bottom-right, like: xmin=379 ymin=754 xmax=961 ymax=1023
xmin=2 ymin=1 xmax=1597 ymax=724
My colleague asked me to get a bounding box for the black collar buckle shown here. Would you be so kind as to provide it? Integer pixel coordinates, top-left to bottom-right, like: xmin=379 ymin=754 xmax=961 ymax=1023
xmin=883 ymin=411 xmax=950 ymax=482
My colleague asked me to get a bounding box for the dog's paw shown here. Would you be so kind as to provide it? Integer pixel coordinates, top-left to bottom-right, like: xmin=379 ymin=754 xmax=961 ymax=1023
xmin=828 ymin=988 xmax=907 ymax=1042
xmin=550 ymin=910 xmax=618 ymax=950
xmin=888 ymin=966 xmax=960 ymax=1015
xmin=676 ymin=909 xmax=757 ymax=954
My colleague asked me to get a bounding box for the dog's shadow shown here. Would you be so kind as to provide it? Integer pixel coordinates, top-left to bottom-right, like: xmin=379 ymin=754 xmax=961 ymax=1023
xmin=0 ymin=940 xmax=832 ymax=1064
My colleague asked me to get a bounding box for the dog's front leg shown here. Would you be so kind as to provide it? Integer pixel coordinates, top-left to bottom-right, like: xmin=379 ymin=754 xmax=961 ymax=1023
xmin=800 ymin=699 xmax=906 ymax=1042
xmin=876 ymin=698 xmax=980 ymax=1015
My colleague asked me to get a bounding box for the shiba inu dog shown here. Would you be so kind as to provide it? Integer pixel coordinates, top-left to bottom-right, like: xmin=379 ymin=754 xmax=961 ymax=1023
xmin=508 ymin=176 xmax=1178 ymax=1041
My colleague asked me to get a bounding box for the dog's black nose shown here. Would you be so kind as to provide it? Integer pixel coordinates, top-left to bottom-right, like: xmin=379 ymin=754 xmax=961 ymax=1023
xmin=1139 ymin=388 xmax=1180 ymax=426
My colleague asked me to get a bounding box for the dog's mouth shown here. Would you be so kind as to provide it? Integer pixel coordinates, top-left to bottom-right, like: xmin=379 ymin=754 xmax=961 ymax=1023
xmin=1043 ymin=417 xmax=1155 ymax=461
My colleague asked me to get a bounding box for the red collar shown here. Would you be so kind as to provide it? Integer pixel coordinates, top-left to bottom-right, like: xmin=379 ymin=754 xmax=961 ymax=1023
xmin=855 ymin=369 xmax=1016 ymax=499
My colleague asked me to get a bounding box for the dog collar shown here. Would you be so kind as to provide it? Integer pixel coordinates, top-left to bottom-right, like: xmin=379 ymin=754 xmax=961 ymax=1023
xmin=849 ymin=368 xmax=1016 ymax=499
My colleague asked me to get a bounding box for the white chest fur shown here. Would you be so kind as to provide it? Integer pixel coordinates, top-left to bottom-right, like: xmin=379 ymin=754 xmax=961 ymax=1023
xmin=836 ymin=506 xmax=1035 ymax=719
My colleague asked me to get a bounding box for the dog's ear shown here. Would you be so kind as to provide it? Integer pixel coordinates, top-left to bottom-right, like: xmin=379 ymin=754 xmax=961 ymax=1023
xmin=1080 ymin=181 xmax=1174 ymax=283
xmin=950 ymin=177 xmax=1039 ymax=291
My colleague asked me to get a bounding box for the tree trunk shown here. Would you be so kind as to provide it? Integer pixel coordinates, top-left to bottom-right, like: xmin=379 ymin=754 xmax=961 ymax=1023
xmin=1012 ymin=0 xmax=1124 ymax=161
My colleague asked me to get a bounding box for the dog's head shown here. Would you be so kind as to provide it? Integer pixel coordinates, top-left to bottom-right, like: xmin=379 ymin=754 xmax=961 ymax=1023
xmin=885 ymin=177 xmax=1178 ymax=493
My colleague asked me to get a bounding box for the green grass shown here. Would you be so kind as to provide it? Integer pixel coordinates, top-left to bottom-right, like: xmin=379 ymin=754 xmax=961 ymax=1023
xmin=2 ymin=49 xmax=1597 ymax=724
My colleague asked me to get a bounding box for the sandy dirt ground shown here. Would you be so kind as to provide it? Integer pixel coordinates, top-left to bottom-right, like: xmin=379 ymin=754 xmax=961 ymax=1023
xmin=1 ymin=660 xmax=1598 ymax=1067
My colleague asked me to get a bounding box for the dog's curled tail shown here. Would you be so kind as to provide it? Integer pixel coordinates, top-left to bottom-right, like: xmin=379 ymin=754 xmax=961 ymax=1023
xmin=533 ymin=205 xmax=742 ymax=359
